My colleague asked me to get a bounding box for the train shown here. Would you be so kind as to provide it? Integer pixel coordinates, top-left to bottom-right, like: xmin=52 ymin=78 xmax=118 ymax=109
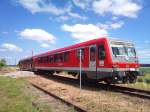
xmin=19 ymin=37 xmax=143 ymax=84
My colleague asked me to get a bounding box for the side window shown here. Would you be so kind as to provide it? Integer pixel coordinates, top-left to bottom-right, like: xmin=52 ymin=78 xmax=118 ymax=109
xmin=58 ymin=54 xmax=63 ymax=62
xmin=49 ymin=55 xmax=53 ymax=63
xmin=90 ymin=47 xmax=96 ymax=61
xmin=38 ymin=58 xmax=41 ymax=63
xmin=54 ymin=54 xmax=58 ymax=62
xmin=46 ymin=56 xmax=49 ymax=63
xmin=40 ymin=57 xmax=43 ymax=63
xmin=43 ymin=57 xmax=46 ymax=63
xmin=98 ymin=44 xmax=106 ymax=60
xmin=64 ymin=52 xmax=69 ymax=62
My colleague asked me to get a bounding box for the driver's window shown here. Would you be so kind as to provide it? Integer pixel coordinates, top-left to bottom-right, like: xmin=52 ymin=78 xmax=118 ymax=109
xmin=98 ymin=44 xmax=106 ymax=60
xmin=90 ymin=47 xmax=96 ymax=61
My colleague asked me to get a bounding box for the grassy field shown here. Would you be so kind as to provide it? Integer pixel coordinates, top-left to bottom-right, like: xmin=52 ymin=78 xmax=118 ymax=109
xmin=138 ymin=67 xmax=150 ymax=83
xmin=0 ymin=76 xmax=40 ymax=112
xmin=0 ymin=66 xmax=18 ymax=75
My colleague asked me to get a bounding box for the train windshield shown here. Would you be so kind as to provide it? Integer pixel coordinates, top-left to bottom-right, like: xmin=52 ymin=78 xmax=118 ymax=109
xmin=112 ymin=46 xmax=126 ymax=56
xmin=126 ymin=47 xmax=136 ymax=57
xmin=111 ymin=46 xmax=136 ymax=57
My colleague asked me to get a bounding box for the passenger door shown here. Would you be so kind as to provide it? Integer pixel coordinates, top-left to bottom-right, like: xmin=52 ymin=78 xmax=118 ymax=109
xmin=89 ymin=45 xmax=96 ymax=72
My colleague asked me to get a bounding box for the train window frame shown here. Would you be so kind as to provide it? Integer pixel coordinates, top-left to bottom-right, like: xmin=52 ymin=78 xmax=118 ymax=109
xmin=98 ymin=44 xmax=106 ymax=60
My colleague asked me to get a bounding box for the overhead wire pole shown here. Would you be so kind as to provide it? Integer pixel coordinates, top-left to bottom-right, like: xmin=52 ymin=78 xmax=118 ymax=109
xmin=79 ymin=49 xmax=82 ymax=90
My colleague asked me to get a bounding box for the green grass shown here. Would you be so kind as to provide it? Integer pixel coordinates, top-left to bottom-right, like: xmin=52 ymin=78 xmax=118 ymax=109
xmin=137 ymin=67 xmax=150 ymax=84
xmin=0 ymin=76 xmax=39 ymax=112
xmin=137 ymin=73 xmax=150 ymax=84
xmin=126 ymin=67 xmax=150 ymax=90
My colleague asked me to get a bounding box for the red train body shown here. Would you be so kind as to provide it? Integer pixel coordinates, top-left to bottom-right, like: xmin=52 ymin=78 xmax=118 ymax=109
xmin=19 ymin=37 xmax=141 ymax=84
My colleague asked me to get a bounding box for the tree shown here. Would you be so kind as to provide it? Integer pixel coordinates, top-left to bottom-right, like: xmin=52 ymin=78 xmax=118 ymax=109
xmin=0 ymin=59 xmax=6 ymax=68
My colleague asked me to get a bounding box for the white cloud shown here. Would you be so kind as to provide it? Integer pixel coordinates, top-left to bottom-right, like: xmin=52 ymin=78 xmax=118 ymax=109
xmin=20 ymin=29 xmax=56 ymax=44
xmin=92 ymin=0 xmax=142 ymax=18
xmin=99 ymin=21 xmax=124 ymax=30
xmin=68 ymin=12 xmax=87 ymax=20
xmin=62 ymin=24 xmax=108 ymax=42
xmin=18 ymin=0 xmax=71 ymax=15
xmin=17 ymin=0 xmax=87 ymax=21
xmin=1 ymin=43 xmax=22 ymax=52
xmin=110 ymin=21 xmax=124 ymax=29
xmin=98 ymin=21 xmax=124 ymax=30
xmin=55 ymin=13 xmax=87 ymax=22
xmin=58 ymin=16 xmax=69 ymax=21
xmin=72 ymin=0 xmax=92 ymax=9
xmin=40 ymin=43 xmax=50 ymax=48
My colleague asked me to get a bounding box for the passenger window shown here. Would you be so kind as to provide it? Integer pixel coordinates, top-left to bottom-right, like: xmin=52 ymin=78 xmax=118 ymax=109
xmin=40 ymin=57 xmax=43 ymax=63
xmin=98 ymin=45 xmax=106 ymax=60
xmin=54 ymin=54 xmax=58 ymax=62
xmin=38 ymin=58 xmax=41 ymax=63
xmin=58 ymin=54 xmax=63 ymax=62
xmin=43 ymin=57 xmax=46 ymax=63
xmin=90 ymin=47 xmax=96 ymax=61
xmin=64 ymin=52 xmax=69 ymax=62
xmin=49 ymin=55 xmax=53 ymax=63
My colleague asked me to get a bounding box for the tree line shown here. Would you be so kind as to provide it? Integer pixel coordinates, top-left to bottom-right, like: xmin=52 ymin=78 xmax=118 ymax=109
xmin=0 ymin=59 xmax=6 ymax=68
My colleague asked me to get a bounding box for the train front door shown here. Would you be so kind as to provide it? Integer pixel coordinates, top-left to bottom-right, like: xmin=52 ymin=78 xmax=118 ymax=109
xmin=89 ymin=45 xmax=97 ymax=77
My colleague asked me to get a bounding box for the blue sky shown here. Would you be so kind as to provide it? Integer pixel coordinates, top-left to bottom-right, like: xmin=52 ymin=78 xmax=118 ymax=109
xmin=0 ymin=0 xmax=150 ymax=64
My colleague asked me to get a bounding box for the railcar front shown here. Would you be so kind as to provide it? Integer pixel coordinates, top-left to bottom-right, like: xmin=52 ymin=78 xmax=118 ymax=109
xmin=103 ymin=39 xmax=141 ymax=84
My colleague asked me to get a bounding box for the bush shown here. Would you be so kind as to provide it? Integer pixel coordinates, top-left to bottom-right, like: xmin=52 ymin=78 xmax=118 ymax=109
xmin=0 ymin=59 xmax=6 ymax=68
xmin=137 ymin=78 xmax=143 ymax=82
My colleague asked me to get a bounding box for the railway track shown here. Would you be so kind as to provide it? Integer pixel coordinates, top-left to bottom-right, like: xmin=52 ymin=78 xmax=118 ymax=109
xmin=103 ymin=84 xmax=150 ymax=100
xmin=34 ymin=73 xmax=150 ymax=100
xmin=30 ymin=82 xmax=87 ymax=112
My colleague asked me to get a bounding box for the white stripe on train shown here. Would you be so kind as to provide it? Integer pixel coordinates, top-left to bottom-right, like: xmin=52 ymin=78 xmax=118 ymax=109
xmin=34 ymin=67 xmax=139 ymax=72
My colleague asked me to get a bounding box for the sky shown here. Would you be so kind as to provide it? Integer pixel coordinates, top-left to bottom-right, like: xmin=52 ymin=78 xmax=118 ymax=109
xmin=0 ymin=0 xmax=150 ymax=65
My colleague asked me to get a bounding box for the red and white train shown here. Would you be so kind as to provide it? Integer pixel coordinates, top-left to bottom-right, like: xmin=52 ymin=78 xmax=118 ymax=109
xmin=19 ymin=37 xmax=142 ymax=84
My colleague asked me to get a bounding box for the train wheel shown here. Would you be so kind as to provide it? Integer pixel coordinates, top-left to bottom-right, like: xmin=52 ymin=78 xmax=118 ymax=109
xmin=122 ymin=77 xmax=128 ymax=84
xmin=129 ymin=75 xmax=137 ymax=83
